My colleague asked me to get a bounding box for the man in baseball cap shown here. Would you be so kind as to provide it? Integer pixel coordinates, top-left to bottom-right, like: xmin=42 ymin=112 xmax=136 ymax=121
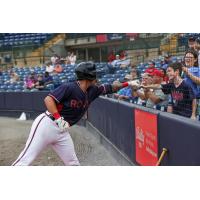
xmin=144 ymin=69 xmax=168 ymax=109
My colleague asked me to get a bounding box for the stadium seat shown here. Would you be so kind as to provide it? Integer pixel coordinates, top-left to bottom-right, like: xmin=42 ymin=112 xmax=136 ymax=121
xmin=7 ymin=85 xmax=15 ymax=90
xmin=0 ymin=85 xmax=7 ymax=90
xmin=14 ymin=89 xmax=22 ymax=92
xmin=102 ymin=74 xmax=112 ymax=78
xmin=6 ymin=89 xmax=14 ymax=92
xmin=30 ymin=88 xmax=39 ymax=92
xmin=61 ymin=79 xmax=68 ymax=84
xmin=45 ymin=84 xmax=54 ymax=91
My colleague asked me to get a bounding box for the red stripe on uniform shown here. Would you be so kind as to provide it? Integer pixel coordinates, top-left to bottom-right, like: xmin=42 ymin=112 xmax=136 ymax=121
xmin=12 ymin=115 xmax=45 ymax=166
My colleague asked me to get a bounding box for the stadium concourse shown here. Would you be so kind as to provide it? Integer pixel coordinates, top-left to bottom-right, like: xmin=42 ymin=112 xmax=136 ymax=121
xmin=0 ymin=117 xmax=122 ymax=166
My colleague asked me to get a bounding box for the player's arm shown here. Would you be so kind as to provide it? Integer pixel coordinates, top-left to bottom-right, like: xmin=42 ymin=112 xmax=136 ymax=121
xmin=44 ymin=95 xmax=70 ymax=132
xmin=44 ymin=96 xmax=59 ymax=117
xmin=111 ymin=80 xmax=140 ymax=93
xmin=111 ymin=81 xmax=128 ymax=93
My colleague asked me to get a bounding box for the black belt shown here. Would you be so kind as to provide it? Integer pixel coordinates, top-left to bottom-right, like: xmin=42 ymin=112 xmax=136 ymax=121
xmin=45 ymin=112 xmax=55 ymax=121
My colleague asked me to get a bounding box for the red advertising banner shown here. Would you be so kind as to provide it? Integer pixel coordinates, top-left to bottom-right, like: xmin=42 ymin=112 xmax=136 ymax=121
xmin=135 ymin=109 xmax=158 ymax=166
xmin=96 ymin=34 xmax=108 ymax=43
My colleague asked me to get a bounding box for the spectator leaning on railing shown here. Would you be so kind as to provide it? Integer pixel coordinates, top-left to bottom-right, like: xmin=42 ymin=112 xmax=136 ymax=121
xmin=143 ymin=69 xmax=168 ymax=109
xmin=137 ymin=62 xmax=196 ymax=119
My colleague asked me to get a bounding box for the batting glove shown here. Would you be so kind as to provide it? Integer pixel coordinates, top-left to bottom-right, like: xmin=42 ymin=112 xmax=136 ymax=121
xmin=55 ymin=117 xmax=70 ymax=133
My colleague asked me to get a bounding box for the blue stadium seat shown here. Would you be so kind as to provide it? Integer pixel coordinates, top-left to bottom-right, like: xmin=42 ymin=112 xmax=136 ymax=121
xmin=53 ymin=76 xmax=59 ymax=81
xmin=100 ymin=77 xmax=107 ymax=83
xmin=7 ymin=85 xmax=14 ymax=90
xmin=45 ymin=84 xmax=54 ymax=91
xmin=0 ymin=85 xmax=7 ymax=90
xmin=113 ymin=74 xmax=121 ymax=79
xmin=6 ymin=89 xmax=14 ymax=92
xmin=14 ymin=89 xmax=22 ymax=92
xmin=68 ymin=75 xmax=76 ymax=82
xmin=107 ymin=78 xmax=115 ymax=83
xmin=61 ymin=79 xmax=68 ymax=84
xmin=22 ymin=89 xmax=31 ymax=92
xmin=30 ymin=88 xmax=39 ymax=92
xmin=60 ymin=76 xmax=66 ymax=80
xmin=14 ymin=85 xmax=23 ymax=90
xmin=102 ymin=74 xmax=112 ymax=78
xmin=115 ymin=70 xmax=124 ymax=74
xmin=34 ymin=40 xmax=40 ymax=44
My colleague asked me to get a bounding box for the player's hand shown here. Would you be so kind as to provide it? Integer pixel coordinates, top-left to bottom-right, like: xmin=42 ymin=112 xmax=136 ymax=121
xmin=55 ymin=117 xmax=70 ymax=133
xmin=128 ymin=80 xmax=140 ymax=87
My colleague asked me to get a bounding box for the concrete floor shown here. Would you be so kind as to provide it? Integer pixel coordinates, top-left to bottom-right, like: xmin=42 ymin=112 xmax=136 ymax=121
xmin=0 ymin=117 xmax=120 ymax=166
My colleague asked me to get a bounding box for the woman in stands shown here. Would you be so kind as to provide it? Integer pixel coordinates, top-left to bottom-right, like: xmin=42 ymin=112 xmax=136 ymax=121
xmin=182 ymin=49 xmax=200 ymax=120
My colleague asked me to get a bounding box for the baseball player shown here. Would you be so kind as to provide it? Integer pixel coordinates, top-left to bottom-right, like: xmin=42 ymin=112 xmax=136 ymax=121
xmin=12 ymin=62 xmax=134 ymax=166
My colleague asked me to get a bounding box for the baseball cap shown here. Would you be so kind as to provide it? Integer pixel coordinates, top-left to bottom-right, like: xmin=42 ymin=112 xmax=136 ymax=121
xmin=151 ymin=69 xmax=164 ymax=78
xmin=145 ymin=67 xmax=156 ymax=74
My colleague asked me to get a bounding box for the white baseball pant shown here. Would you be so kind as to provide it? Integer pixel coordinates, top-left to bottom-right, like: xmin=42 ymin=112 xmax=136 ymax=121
xmin=12 ymin=112 xmax=80 ymax=166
